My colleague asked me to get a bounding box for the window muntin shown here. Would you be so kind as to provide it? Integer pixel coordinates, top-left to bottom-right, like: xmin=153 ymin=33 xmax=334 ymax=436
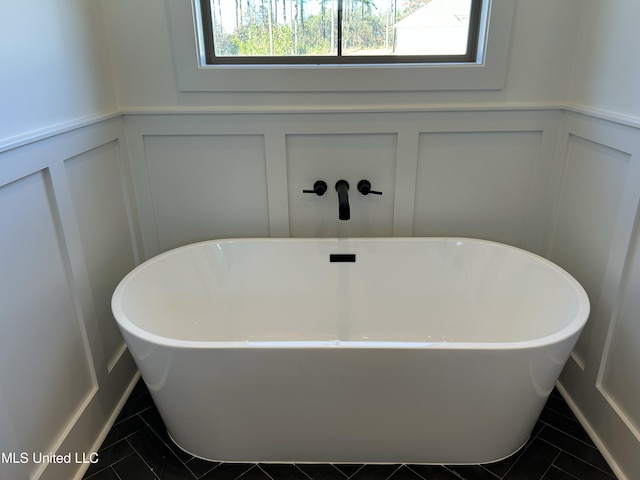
xmin=200 ymin=0 xmax=483 ymax=65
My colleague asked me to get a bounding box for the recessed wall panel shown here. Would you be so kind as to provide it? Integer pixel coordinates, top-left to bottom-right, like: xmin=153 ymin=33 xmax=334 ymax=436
xmin=0 ymin=171 xmax=93 ymax=474
xmin=287 ymin=134 xmax=396 ymax=237
xmin=551 ymin=135 xmax=630 ymax=366
xmin=65 ymin=141 xmax=136 ymax=367
xmin=413 ymin=131 xmax=541 ymax=247
xmin=144 ymin=135 xmax=270 ymax=251
xmin=601 ymin=225 xmax=640 ymax=437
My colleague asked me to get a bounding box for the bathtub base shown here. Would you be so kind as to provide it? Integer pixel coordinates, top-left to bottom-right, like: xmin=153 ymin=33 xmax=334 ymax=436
xmin=132 ymin=344 xmax=571 ymax=465
xmin=169 ymin=430 xmax=531 ymax=466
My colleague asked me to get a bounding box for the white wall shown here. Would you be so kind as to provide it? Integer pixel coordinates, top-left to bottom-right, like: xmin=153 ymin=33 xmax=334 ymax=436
xmin=0 ymin=1 xmax=138 ymax=479
xmin=100 ymin=0 xmax=581 ymax=109
xmin=0 ymin=0 xmax=117 ymax=146
xmin=568 ymin=0 xmax=640 ymax=118
xmin=108 ymin=0 xmax=584 ymax=259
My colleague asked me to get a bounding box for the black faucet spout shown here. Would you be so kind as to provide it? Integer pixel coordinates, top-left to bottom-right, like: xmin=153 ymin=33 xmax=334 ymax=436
xmin=335 ymin=180 xmax=350 ymax=221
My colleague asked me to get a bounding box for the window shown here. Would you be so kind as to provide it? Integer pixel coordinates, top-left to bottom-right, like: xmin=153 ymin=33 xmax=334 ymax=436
xmin=167 ymin=0 xmax=514 ymax=92
xmin=200 ymin=0 xmax=482 ymax=65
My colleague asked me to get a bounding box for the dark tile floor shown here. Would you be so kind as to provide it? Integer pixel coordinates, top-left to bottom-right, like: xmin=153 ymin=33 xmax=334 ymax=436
xmin=83 ymin=379 xmax=617 ymax=480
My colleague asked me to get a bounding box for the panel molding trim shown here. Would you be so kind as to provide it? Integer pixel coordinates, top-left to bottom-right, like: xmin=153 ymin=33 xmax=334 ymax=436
xmin=0 ymin=116 xmax=139 ymax=480
xmin=554 ymin=111 xmax=640 ymax=480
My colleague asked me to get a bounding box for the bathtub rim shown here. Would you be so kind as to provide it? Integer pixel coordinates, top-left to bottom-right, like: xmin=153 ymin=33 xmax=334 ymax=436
xmin=111 ymin=237 xmax=590 ymax=351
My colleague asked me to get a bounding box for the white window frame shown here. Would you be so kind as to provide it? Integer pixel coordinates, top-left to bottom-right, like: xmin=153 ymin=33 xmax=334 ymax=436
xmin=167 ymin=0 xmax=514 ymax=93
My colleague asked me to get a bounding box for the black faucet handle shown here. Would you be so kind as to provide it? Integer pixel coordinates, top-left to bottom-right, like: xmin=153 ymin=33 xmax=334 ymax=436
xmin=357 ymin=180 xmax=382 ymax=195
xmin=303 ymin=180 xmax=328 ymax=196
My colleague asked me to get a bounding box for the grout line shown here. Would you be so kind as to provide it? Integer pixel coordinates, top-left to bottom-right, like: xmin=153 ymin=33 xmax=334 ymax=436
xmin=329 ymin=464 xmax=350 ymax=479
xmin=137 ymin=411 xmax=199 ymax=475
xmin=190 ymin=460 xmax=219 ymax=479
xmin=100 ymin=417 xmax=147 ymax=451
xmin=556 ymin=450 xmax=618 ymax=478
xmin=538 ymin=415 xmax=580 ymax=432
xmin=442 ymin=466 xmax=466 ymax=480
xmin=291 ymin=464 xmax=315 ymax=480
xmin=113 ymin=405 xmax=153 ymax=427
xmin=111 ymin=466 xmax=125 ymax=480
xmin=537 ymin=437 xmax=617 ymax=479
xmin=477 ymin=464 xmax=501 ymax=479
xmin=345 ymin=464 xmax=365 ymax=479
xmin=549 ymin=465 xmax=580 ymax=480
xmin=245 ymin=465 xmax=272 ymax=480
xmin=383 ymin=464 xmax=403 ymax=480
xmin=85 ymin=451 xmax=136 ymax=479
xmin=124 ymin=438 xmax=162 ymax=480
xmin=539 ymin=451 xmax=562 ymax=480
xmin=499 ymin=428 xmax=542 ymax=479
xmin=197 ymin=461 xmax=225 ymax=479
xmin=404 ymin=465 xmax=428 ymax=480
xmin=543 ymin=405 xmax=581 ymax=424
xmin=542 ymin=422 xmax=600 ymax=449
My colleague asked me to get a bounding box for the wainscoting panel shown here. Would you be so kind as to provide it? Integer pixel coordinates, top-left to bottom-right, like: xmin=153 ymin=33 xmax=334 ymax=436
xmin=0 ymin=170 xmax=95 ymax=480
xmin=65 ymin=140 xmax=137 ymax=371
xmin=0 ymin=117 xmax=139 ymax=480
xmin=287 ymin=133 xmax=397 ymax=237
xmin=551 ymin=134 xmax=631 ymax=367
xmin=413 ymin=130 xmax=543 ymax=248
xmin=125 ymin=110 xmax=561 ymax=256
xmin=600 ymin=219 xmax=640 ymax=441
xmin=551 ymin=111 xmax=640 ymax=480
xmin=142 ymin=134 xmax=270 ymax=251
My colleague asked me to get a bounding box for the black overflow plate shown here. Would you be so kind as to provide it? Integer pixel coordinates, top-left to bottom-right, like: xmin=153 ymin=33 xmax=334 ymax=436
xmin=330 ymin=254 xmax=356 ymax=263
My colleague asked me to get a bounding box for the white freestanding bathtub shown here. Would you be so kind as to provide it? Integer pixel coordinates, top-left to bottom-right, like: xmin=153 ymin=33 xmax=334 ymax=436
xmin=112 ymin=238 xmax=589 ymax=464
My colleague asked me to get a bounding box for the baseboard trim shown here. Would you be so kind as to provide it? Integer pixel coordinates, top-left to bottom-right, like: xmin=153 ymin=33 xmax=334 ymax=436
xmin=72 ymin=370 xmax=141 ymax=480
xmin=556 ymin=381 xmax=627 ymax=480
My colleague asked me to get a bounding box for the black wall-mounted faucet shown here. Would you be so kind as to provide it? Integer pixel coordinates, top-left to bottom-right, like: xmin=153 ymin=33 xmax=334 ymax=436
xmin=335 ymin=180 xmax=350 ymax=221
